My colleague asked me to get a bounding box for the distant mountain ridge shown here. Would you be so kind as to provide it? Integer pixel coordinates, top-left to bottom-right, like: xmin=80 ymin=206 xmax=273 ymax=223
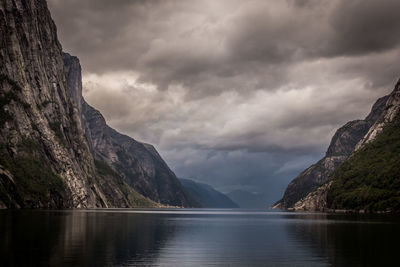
xmin=179 ymin=178 xmax=238 ymax=208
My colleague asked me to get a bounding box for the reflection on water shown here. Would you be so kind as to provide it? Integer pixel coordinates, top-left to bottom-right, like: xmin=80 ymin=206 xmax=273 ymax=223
xmin=0 ymin=209 xmax=399 ymax=266
xmin=285 ymin=213 xmax=400 ymax=267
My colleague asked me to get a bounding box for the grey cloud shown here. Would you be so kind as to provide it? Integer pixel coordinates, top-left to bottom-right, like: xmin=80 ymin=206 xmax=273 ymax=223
xmin=334 ymin=49 xmax=400 ymax=90
xmin=327 ymin=0 xmax=400 ymax=57
xmin=49 ymin=0 xmax=400 ymax=96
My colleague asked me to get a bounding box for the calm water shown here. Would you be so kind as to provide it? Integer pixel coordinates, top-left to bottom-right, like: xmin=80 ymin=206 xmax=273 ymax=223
xmin=0 ymin=209 xmax=399 ymax=266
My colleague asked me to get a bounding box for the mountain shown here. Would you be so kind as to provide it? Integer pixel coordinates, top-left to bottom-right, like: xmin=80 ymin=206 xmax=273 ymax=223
xmin=0 ymin=0 xmax=195 ymax=208
xmin=179 ymin=179 xmax=238 ymax=208
xmin=64 ymin=53 xmax=197 ymax=208
xmin=0 ymin=0 xmax=152 ymax=208
xmin=275 ymin=79 xmax=400 ymax=212
xmin=273 ymin=93 xmax=389 ymax=210
xmin=227 ymin=190 xmax=269 ymax=209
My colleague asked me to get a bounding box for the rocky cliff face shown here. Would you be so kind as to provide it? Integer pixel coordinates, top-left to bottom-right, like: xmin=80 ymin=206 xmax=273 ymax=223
xmin=0 ymin=0 xmax=158 ymax=208
xmin=355 ymin=79 xmax=400 ymax=150
xmin=279 ymin=79 xmax=400 ymax=212
xmin=62 ymin=51 xmax=196 ymax=207
xmin=273 ymin=88 xmax=390 ymax=210
xmin=292 ymin=181 xmax=332 ymax=212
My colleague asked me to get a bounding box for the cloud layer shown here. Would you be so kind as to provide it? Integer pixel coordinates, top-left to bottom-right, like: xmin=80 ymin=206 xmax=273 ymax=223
xmin=48 ymin=0 xmax=400 ymax=205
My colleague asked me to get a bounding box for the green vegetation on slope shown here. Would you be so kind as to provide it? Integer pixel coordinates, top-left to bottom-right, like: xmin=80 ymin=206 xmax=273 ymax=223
xmin=0 ymin=138 xmax=69 ymax=208
xmin=94 ymin=160 xmax=158 ymax=208
xmin=327 ymin=114 xmax=400 ymax=212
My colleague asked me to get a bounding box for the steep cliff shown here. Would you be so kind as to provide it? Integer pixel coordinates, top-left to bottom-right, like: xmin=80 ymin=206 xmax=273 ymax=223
xmin=0 ymin=0 xmax=157 ymax=208
xmin=63 ymin=53 xmax=197 ymax=208
xmin=325 ymin=80 xmax=400 ymax=212
xmin=288 ymin=79 xmax=400 ymax=212
xmin=273 ymin=85 xmax=391 ymax=210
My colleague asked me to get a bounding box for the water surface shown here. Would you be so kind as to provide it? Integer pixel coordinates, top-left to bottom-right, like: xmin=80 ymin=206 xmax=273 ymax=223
xmin=1 ymin=209 xmax=399 ymax=266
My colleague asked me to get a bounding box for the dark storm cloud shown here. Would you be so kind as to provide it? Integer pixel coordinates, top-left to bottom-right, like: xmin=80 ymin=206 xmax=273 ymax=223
xmin=49 ymin=0 xmax=400 ymax=94
xmin=327 ymin=0 xmax=400 ymax=57
xmin=48 ymin=0 xmax=400 ymax=202
xmin=49 ymin=0 xmax=312 ymax=93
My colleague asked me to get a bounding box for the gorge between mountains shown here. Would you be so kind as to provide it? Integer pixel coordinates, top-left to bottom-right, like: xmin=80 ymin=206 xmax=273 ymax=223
xmin=1 ymin=0 xmax=400 ymax=213
xmin=2 ymin=0 xmax=400 ymax=266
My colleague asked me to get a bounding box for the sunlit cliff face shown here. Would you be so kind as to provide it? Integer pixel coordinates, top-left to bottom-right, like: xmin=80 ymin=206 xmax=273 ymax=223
xmin=48 ymin=0 xmax=400 ymax=203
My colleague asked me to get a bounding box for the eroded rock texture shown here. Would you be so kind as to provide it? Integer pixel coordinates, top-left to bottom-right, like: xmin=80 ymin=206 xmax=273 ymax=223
xmin=0 ymin=0 xmax=182 ymax=208
xmin=62 ymin=53 xmax=197 ymax=207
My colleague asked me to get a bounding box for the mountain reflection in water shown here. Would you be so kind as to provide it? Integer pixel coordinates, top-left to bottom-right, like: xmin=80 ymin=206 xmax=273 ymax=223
xmin=0 ymin=209 xmax=399 ymax=266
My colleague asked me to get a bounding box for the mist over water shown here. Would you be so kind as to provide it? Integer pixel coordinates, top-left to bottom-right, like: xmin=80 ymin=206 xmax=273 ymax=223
xmin=1 ymin=209 xmax=399 ymax=266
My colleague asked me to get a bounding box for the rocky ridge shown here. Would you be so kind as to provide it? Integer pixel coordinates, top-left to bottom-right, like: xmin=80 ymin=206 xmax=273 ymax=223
xmin=0 ymin=0 xmax=100 ymax=208
xmin=62 ymin=53 xmax=196 ymax=207
xmin=355 ymin=80 xmax=400 ymax=150
xmin=279 ymin=79 xmax=400 ymax=212
xmin=272 ymin=95 xmax=388 ymax=209
xmin=0 ymin=0 xmax=189 ymax=208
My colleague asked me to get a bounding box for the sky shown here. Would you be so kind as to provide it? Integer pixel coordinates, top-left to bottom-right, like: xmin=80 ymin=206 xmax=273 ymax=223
xmin=47 ymin=0 xmax=400 ymax=205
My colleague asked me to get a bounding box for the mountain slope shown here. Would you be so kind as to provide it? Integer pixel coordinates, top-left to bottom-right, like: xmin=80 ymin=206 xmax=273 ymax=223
xmin=0 ymin=0 xmax=97 ymax=208
xmin=0 ymin=0 xmax=163 ymax=208
xmin=291 ymin=79 xmax=400 ymax=212
xmin=273 ymin=93 xmax=389 ymax=209
xmin=327 ymin=84 xmax=400 ymax=212
xmin=179 ymin=179 xmax=238 ymax=208
xmin=62 ymin=53 xmax=197 ymax=208
xmin=81 ymin=99 xmax=197 ymax=207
